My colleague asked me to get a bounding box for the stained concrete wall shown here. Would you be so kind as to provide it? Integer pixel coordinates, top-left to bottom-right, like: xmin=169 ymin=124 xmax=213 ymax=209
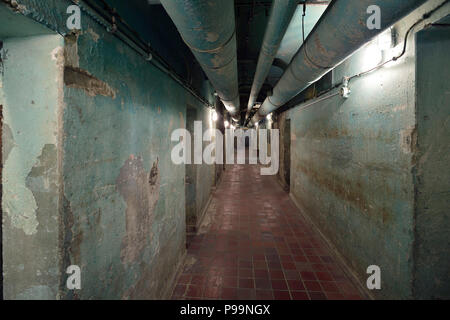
xmin=414 ymin=22 xmax=450 ymax=299
xmin=286 ymin=2 xmax=449 ymax=299
xmin=195 ymin=103 xmax=216 ymax=231
xmin=274 ymin=113 xmax=290 ymax=191
xmin=2 ymin=34 xmax=64 ymax=299
xmin=289 ymin=42 xmax=417 ymax=299
xmin=1 ymin=0 xmax=218 ymax=300
xmin=185 ymin=101 xmax=216 ymax=236
xmin=60 ymin=11 xmax=216 ymax=300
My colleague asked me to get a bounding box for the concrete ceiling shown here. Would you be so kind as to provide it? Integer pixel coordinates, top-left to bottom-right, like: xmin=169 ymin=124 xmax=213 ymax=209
xmin=235 ymin=1 xmax=328 ymax=105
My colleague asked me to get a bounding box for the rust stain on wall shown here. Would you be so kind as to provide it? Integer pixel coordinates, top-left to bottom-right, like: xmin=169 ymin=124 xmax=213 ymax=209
xmin=295 ymin=160 xmax=392 ymax=223
xmin=117 ymin=155 xmax=160 ymax=264
xmin=400 ymin=126 xmax=418 ymax=155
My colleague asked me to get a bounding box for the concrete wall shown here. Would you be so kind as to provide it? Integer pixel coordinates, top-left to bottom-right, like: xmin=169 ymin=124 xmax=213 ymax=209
xmin=195 ymin=104 xmax=216 ymax=230
xmin=1 ymin=0 xmax=218 ymax=300
xmin=2 ymin=34 xmax=64 ymax=299
xmin=275 ymin=113 xmax=290 ymax=191
xmin=289 ymin=40 xmax=417 ymax=300
xmin=61 ymin=9 xmax=217 ymax=300
xmin=413 ymin=22 xmax=450 ymax=299
xmin=185 ymin=101 xmax=216 ymax=236
xmin=286 ymin=2 xmax=449 ymax=299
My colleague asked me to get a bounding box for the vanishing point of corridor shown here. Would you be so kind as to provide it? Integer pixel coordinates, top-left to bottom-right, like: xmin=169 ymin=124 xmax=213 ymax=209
xmin=172 ymin=162 xmax=364 ymax=300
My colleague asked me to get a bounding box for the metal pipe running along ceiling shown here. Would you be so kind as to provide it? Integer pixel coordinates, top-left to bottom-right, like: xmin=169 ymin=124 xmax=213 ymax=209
xmin=160 ymin=0 xmax=240 ymax=117
xmin=246 ymin=0 xmax=298 ymax=118
xmin=253 ymin=0 xmax=428 ymax=122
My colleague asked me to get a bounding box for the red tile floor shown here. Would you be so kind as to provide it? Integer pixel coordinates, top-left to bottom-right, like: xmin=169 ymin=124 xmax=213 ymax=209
xmin=172 ymin=162 xmax=365 ymax=300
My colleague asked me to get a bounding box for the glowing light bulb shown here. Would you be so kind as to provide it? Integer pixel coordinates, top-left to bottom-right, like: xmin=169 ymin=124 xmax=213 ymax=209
xmin=378 ymin=28 xmax=392 ymax=51
xmin=362 ymin=41 xmax=382 ymax=70
xmin=211 ymin=110 xmax=218 ymax=122
xmin=224 ymin=120 xmax=230 ymax=128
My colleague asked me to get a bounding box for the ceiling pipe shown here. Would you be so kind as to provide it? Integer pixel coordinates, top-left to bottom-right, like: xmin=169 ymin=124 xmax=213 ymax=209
xmin=246 ymin=0 xmax=298 ymax=120
xmin=252 ymin=0 xmax=428 ymax=123
xmin=160 ymin=0 xmax=240 ymax=116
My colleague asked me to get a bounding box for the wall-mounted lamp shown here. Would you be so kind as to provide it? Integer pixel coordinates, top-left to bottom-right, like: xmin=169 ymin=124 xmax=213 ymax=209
xmin=224 ymin=120 xmax=230 ymax=128
xmin=378 ymin=28 xmax=393 ymax=51
xmin=362 ymin=41 xmax=383 ymax=70
xmin=266 ymin=113 xmax=272 ymax=121
xmin=340 ymin=77 xmax=351 ymax=99
xmin=211 ymin=110 xmax=218 ymax=122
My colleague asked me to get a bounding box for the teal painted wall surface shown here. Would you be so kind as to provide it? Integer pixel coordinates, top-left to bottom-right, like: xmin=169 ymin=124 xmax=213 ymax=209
xmin=1 ymin=0 xmax=217 ymax=299
xmin=2 ymin=34 xmax=64 ymax=300
xmin=185 ymin=97 xmax=217 ymax=234
xmin=287 ymin=20 xmax=419 ymax=300
xmin=195 ymin=101 xmax=216 ymax=228
xmin=414 ymin=23 xmax=450 ymax=299
xmin=288 ymin=41 xmax=417 ymax=299
xmin=60 ymin=9 xmax=215 ymax=300
xmin=286 ymin=3 xmax=449 ymax=299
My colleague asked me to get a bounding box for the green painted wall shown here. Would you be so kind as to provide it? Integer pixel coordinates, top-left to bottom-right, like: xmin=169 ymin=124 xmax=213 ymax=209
xmin=185 ymin=91 xmax=217 ymax=235
xmin=195 ymin=104 xmax=217 ymax=230
xmin=414 ymin=22 xmax=450 ymax=300
xmin=286 ymin=3 xmax=449 ymax=299
xmin=60 ymin=8 xmax=216 ymax=300
xmin=2 ymin=34 xmax=64 ymax=300
xmin=289 ymin=40 xmax=417 ymax=299
xmin=1 ymin=0 xmax=218 ymax=300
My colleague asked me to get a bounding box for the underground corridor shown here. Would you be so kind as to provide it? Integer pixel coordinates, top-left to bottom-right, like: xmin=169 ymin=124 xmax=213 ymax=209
xmin=0 ymin=0 xmax=449 ymax=301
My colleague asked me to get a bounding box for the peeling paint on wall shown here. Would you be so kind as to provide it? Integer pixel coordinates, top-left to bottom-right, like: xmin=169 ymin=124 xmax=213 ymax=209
xmin=3 ymin=37 xmax=63 ymax=237
xmin=64 ymin=66 xmax=117 ymax=99
xmin=2 ymin=33 xmax=64 ymax=300
xmin=117 ymin=155 xmax=160 ymax=264
xmin=2 ymin=122 xmax=13 ymax=163
xmin=87 ymin=28 xmax=100 ymax=43
xmin=1 ymin=0 xmax=218 ymax=300
xmin=64 ymin=33 xmax=80 ymax=68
